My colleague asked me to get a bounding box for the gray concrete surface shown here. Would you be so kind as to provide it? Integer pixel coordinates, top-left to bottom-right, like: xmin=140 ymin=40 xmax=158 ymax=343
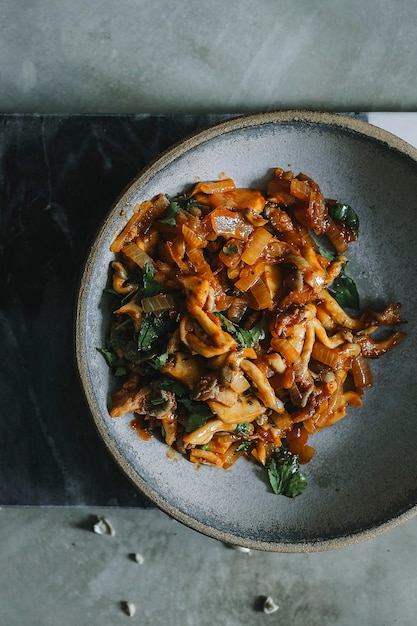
xmin=2 ymin=1 xmax=417 ymax=625
xmin=2 ymin=507 xmax=417 ymax=626
xmin=1 ymin=0 xmax=417 ymax=114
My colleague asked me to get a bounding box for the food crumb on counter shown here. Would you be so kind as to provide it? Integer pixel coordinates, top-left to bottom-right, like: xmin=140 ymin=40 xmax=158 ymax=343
xmin=263 ymin=596 xmax=279 ymax=614
xmin=132 ymin=552 xmax=145 ymax=564
xmin=121 ymin=601 xmax=136 ymax=617
xmin=92 ymin=516 xmax=115 ymax=536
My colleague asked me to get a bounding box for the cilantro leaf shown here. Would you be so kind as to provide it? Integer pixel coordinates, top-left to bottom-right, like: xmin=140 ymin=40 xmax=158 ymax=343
xmin=235 ymin=423 xmax=250 ymax=436
xmin=147 ymin=352 xmax=169 ymax=370
xmin=266 ymin=447 xmax=307 ymax=498
xmin=327 ymin=202 xmax=359 ymax=236
xmin=215 ymin=313 xmax=266 ymax=348
xmin=159 ymin=376 xmax=188 ymax=397
xmin=142 ymin=262 xmax=162 ymax=298
xmin=235 ymin=441 xmax=252 ymax=453
xmin=180 ymin=397 xmax=212 ymax=433
xmin=222 ymin=244 xmax=239 ymax=256
xmin=158 ymin=197 xmax=181 ymax=225
xmin=137 ymin=313 xmax=166 ymax=352
xmin=108 ymin=318 xmax=141 ymax=364
xmin=97 ymin=348 xmax=128 ymax=377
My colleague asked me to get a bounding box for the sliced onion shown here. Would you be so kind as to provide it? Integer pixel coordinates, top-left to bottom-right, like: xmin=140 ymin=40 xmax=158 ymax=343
xmin=122 ymin=242 xmax=154 ymax=269
xmin=141 ymin=293 xmax=174 ymax=313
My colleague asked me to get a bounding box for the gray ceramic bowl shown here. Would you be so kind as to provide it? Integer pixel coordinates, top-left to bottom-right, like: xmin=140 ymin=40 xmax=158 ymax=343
xmin=76 ymin=111 xmax=417 ymax=552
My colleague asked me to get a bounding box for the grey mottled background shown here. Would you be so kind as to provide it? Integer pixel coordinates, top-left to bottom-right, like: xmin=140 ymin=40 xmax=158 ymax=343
xmin=2 ymin=1 xmax=417 ymax=625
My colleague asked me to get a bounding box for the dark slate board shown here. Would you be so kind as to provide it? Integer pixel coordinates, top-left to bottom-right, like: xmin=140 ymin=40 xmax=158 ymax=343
xmin=0 ymin=113 xmax=233 ymax=506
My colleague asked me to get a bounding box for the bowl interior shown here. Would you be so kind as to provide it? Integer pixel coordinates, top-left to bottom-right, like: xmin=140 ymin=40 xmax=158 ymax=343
xmin=76 ymin=112 xmax=417 ymax=551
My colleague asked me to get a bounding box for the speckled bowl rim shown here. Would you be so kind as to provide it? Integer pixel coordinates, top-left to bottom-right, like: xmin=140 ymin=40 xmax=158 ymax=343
xmin=76 ymin=110 xmax=417 ymax=552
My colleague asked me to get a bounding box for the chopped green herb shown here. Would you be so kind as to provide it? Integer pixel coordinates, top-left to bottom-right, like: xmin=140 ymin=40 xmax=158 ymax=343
xmin=235 ymin=423 xmax=250 ymax=436
xmin=147 ymin=352 xmax=169 ymax=370
xmin=266 ymin=447 xmax=307 ymax=498
xmin=180 ymin=397 xmax=211 ymax=433
xmin=159 ymin=376 xmax=188 ymax=397
xmin=142 ymin=262 xmax=162 ymax=298
xmin=215 ymin=313 xmax=266 ymax=348
xmin=158 ymin=197 xmax=181 ymax=225
xmin=222 ymin=244 xmax=239 ymax=256
xmin=137 ymin=313 xmax=166 ymax=352
xmin=235 ymin=441 xmax=252 ymax=453
xmin=97 ymin=348 xmax=128 ymax=377
xmin=108 ymin=318 xmax=140 ymax=364
xmin=150 ymin=396 xmax=166 ymax=406
xmin=327 ymin=202 xmax=359 ymax=236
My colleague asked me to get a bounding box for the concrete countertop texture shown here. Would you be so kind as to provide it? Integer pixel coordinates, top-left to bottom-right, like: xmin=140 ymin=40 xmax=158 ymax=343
xmin=2 ymin=0 xmax=417 ymax=625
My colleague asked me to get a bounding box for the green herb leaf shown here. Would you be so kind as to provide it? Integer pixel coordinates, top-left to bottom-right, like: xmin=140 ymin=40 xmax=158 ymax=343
xmin=215 ymin=313 xmax=266 ymax=348
xmin=222 ymin=244 xmax=239 ymax=256
xmin=97 ymin=348 xmax=128 ymax=377
xmin=316 ymin=248 xmax=360 ymax=310
xmin=150 ymin=396 xmax=166 ymax=406
xmin=159 ymin=376 xmax=188 ymax=397
xmin=327 ymin=203 xmax=359 ymax=236
xmin=329 ymin=268 xmax=360 ymax=310
xmin=180 ymin=397 xmax=211 ymax=433
xmin=137 ymin=313 xmax=166 ymax=352
xmin=142 ymin=262 xmax=162 ymax=298
xmin=316 ymin=246 xmax=336 ymax=262
xmin=147 ymin=352 xmax=169 ymax=370
xmin=103 ymin=287 xmax=121 ymax=297
xmin=266 ymin=447 xmax=307 ymax=498
xmin=158 ymin=197 xmax=181 ymax=225
xmin=235 ymin=441 xmax=252 ymax=453
xmin=235 ymin=423 xmax=250 ymax=436
xmin=108 ymin=318 xmax=141 ymax=364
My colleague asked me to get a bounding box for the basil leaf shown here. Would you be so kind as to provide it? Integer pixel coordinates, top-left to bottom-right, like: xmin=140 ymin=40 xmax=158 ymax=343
xmin=327 ymin=203 xmax=359 ymax=236
xmin=329 ymin=270 xmax=360 ymax=310
xmin=316 ymin=246 xmax=336 ymax=262
xmin=316 ymin=249 xmax=360 ymax=311
xmin=267 ymin=448 xmax=307 ymax=498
